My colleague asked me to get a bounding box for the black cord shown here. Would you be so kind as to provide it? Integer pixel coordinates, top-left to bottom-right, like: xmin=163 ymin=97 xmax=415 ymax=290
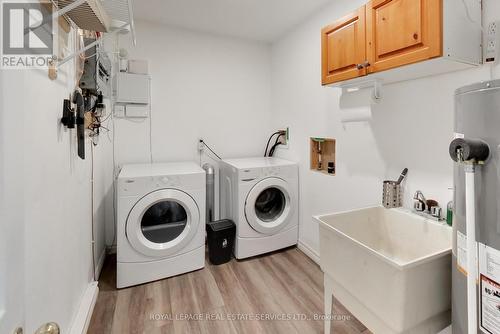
xmin=268 ymin=134 xmax=284 ymax=157
xmin=264 ymin=131 xmax=282 ymax=157
xmin=201 ymin=140 xmax=222 ymax=160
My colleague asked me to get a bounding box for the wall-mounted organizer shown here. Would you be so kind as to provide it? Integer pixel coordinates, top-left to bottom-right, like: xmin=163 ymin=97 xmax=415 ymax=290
xmin=310 ymin=138 xmax=336 ymax=176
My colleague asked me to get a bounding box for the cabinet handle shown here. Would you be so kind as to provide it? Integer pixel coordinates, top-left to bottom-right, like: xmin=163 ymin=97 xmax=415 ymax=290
xmin=35 ymin=323 xmax=60 ymax=334
xmin=356 ymin=61 xmax=371 ymax=70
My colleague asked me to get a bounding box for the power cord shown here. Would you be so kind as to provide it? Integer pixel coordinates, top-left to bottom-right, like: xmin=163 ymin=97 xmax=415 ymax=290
xmin=90 ymin=140 xmax=96 ymax=281
xmin=264 ymin=131 xmax=285 ymax=157
xmin=199 ymin=139 xmax=222 ymax=160
xmin=268 ymin=133 xmax=285 ymax=157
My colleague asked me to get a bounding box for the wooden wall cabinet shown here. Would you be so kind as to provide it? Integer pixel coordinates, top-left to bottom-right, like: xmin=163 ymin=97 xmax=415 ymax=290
xmin=365 ymin=0 xmax=442 ymax=74
xmin=321 ymin=0 xmax=481 ymax=86
xmin=321 ymin=7 xmax=366 ymax=85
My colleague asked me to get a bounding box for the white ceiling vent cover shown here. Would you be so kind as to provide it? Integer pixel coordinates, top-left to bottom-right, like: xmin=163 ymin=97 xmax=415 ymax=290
xmin=58 ymin=0 xmax=111 ymax=32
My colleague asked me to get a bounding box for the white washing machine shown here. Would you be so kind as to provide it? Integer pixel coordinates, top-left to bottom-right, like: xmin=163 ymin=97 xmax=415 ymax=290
xmin=220 ymin=157 xmax=298 ymax=259
xmin=117 ymin=162 xmax=205 ymax=288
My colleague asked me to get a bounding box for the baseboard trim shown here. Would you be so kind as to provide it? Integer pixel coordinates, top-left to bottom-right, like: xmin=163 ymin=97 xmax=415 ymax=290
xmin=69 ymin=282 xmax=99 ymax=334
xmin=297 ymin=241 xmax=320 ymax=265
xmin=95 ymin=249 xmax=106 ymax=279
xmin=438 ymin=325 xmax=452 ymax=334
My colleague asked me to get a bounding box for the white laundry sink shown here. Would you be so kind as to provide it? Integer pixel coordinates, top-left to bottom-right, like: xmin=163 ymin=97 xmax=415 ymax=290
xmin=316 ymin=206 xmax=452 ymax=334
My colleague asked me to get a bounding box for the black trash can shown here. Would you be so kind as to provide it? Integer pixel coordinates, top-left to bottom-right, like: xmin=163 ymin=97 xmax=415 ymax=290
xmin=206 ymin=219 xmax=236 ymax=265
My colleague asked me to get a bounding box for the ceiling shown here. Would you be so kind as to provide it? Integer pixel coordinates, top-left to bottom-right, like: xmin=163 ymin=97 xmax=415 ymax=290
xmin=131 ymin=0 xmax=332 ymax=42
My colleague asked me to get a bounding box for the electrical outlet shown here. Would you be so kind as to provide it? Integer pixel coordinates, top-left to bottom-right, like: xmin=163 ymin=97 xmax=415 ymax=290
xmin=484 ymin=21 xmax=500 ymax=64
xmin=488 ymin=21 xmax=497 ymax=35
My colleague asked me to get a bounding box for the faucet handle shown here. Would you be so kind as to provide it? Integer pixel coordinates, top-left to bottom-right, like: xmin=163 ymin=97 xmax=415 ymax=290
xmin=430 ymin=206 xmax=442 ymax=218
xmin=414 ymin=200 xmax=426 ymax=212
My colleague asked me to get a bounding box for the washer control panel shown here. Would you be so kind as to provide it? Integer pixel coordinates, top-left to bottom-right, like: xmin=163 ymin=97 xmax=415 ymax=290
xmin=155 ymin=175 xmax=181 ymax=187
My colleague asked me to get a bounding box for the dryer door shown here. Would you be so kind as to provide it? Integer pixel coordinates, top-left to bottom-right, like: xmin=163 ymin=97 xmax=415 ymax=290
xmin=244 ymin=177 xmax=293 ymax=235
xmin=126 ymin=189 xmax=200 ymax=257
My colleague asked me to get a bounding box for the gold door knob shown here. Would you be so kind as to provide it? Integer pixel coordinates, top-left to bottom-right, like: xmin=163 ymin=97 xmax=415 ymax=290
xmin=34 ymin=322 xmax=60 ymax=334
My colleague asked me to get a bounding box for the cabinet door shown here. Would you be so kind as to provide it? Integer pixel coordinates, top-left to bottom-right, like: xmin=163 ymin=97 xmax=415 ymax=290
xmin=321 ymin=6 xmax=367 ymax=85
xmin=366 ymin=0 xmax=442 ymax=73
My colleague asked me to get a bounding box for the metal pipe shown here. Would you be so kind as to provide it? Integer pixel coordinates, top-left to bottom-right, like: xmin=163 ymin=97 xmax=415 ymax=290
xmin=449 ymin=138 xmax=489 ymax=334
xmin=465 ymin=165 xmax=477 ymax=334
xmin=202 ymin=163 xmax=215 ymax=223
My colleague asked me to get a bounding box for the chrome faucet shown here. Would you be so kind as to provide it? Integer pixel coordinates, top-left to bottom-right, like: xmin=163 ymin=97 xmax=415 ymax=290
xmin=413 ymin=190 xmax=427 ymax=211
xmin=413 ymin=190 xmax=445 ymax=222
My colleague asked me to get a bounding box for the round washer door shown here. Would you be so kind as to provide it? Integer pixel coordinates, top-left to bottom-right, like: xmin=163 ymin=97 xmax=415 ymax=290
xmin=126 ymin=189 xmax=200 ymax=258
xmin=244 ymin=177 xmax=293 ymax=235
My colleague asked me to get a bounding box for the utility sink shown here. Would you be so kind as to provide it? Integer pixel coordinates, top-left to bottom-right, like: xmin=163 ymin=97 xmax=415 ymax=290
xmin=316 ymin=206 xmax=452 ymax=334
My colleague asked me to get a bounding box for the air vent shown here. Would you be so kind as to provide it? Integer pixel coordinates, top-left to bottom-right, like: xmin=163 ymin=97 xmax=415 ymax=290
xmin=58 ymin=0 xmax=111 ymax=32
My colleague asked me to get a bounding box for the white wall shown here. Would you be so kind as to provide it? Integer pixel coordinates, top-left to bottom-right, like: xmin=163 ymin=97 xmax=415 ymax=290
xmin=115 ymin=21 xmax=273 ymax=165
xmin=92 ymin=106 xmax=115 ymax=273
xmin=0 ymin=68 xmax=25 ymax=334
xmin=270 ymin=0 xmax=500 ymax=256
xmin=1 ymin=29 xmax=113 ymax=332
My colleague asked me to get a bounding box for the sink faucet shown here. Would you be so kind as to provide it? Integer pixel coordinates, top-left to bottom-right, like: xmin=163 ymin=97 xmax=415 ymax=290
xmin=413 ymin=190 xmax=427 ymax=211
xmin=413 ymin=190 xmax=445 ymax=222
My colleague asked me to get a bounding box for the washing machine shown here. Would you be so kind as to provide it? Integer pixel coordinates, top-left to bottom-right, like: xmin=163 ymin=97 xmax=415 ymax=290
xmin=220 ymin=157 xmax=298 ymax=259
xmin=117 ymin=162 xmax=205 ymax=288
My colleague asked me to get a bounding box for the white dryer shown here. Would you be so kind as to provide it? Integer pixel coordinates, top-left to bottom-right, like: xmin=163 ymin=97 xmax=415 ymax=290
xmin=220 ymin=157 xmax=298 ymax=259
xmin=117 ymin=162 xmax=205 ymax=288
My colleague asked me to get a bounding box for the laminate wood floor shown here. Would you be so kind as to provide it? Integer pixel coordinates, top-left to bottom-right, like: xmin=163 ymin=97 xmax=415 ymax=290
xmin=88 ymin=247 xmax=371 ymax=334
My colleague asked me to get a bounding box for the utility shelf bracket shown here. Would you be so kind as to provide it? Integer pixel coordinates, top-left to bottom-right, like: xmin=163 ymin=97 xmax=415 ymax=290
xmin=57 ymin=22 xmax=130 ymax=67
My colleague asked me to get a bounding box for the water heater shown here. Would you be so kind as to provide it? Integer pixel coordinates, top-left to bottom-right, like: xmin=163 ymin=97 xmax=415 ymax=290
xmin=452 ymin=80 xmax=500 ymax=333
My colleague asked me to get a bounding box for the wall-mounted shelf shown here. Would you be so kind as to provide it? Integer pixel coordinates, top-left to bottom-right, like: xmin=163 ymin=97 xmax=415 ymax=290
xmin=55 ymin=0 xmax=136 ymax=67
xmin=57 ymin=0 xmax=111 ymax=32
xmin=310 ymin=138 xmax=336 ymax=176
xmin=101 ymin=0 xmax=136 ymax=45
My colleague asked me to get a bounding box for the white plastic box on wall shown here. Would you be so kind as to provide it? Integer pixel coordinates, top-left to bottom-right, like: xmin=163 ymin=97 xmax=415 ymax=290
xmin=128 ymin=60 xmax=149 ymax=74
xmin=125 ymin=105 xmax=149 ymax=118
xmin=116 ymin=72 xmax=150 ymax=104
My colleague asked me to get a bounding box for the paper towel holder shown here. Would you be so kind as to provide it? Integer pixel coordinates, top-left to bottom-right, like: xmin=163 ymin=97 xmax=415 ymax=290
xmin=340 ymin=79 xmax=382 ymax=101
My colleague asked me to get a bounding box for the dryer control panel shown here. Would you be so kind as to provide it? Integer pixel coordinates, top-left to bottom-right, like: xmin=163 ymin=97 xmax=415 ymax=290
xmin=238 ymin=165 xmax=297 ymax=183
xmin=262 ymin=167 xmax=281 ymax=177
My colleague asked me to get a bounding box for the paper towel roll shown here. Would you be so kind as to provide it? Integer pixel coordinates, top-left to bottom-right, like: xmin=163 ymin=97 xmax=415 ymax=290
xmin=340 ymin=86 xmax=379 ymax=108
xmin=339 ymin=86 xmax=377 ymax=123
xmin=340 ymin=107 xmax=372 ymax=123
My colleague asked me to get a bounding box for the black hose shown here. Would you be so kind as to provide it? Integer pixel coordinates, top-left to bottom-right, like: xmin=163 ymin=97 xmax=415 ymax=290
xmin=264 ymin=131 xmax=282 ymax=157
xmin=268 ymin=134 xmax=284 ymax=157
